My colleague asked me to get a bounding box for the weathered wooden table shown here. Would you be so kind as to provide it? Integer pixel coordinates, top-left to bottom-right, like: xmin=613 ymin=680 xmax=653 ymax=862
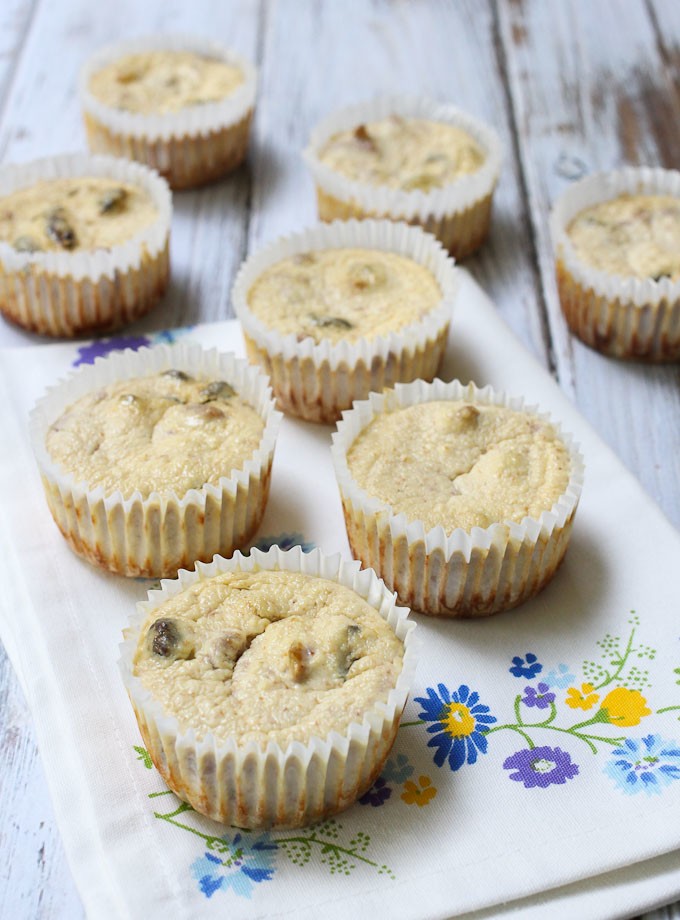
xmin=1 ymin=1 xmax=678 ymax=916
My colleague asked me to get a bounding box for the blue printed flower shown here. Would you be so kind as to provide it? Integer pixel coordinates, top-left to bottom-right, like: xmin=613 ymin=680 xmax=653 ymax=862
xmin=415 ymin=683 xmax=497 ymax=772
xmin=503 ymin=746 xmax=579 ymax=789
xmin=522 ymin=682 xmax=555 ymax=710
xmin=604 ymin=734 xmax=680 ymax=797
xmin=381 ymin=753 xmax=414 ymax=784
xmin=251 ymin=532 xmax=316 ymax=554
xmin=509 ymin=653 xmax=543 ymax=679
xmin=191 ymin=832 xmax=277 ymax=899
xmin=544 ymin=663 xmax=576 ymax=689
xmin=74 ymin=335 xmax=151 ymax=366
xmin=359 ymin=776 xmax=392 ymax=807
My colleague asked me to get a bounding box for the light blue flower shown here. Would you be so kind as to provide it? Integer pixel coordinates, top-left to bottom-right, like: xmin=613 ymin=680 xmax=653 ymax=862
xmin=604 ymin=734 xmax=680 ymax=796
xmin=191 ymin=832 xmax=277 ymax=899
xmin=381 ymin=753 xmax=414 ymax=784
xmin=544 ymin=664 xmax=576 ymax=689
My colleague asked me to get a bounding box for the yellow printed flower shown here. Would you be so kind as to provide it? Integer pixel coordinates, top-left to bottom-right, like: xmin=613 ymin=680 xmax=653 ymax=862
xmin=401 ymin=775 xmax=437 ymax=807
xmin=600 ymin=687 xmax=652 ymax=726
xmin=565 ymin=683 xmax=599 ymax=710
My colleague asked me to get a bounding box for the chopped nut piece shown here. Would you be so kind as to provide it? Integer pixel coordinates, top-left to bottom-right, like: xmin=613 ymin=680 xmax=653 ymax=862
xmin=457 ymin=404 xmax=480 ymax=424
xmin=289 ymin=641 xmax=314 ymax=682
xmin=353 ymin=124 xmax=377 ymax=152
xmin=347 ymin=262 xmax=387 ymax=292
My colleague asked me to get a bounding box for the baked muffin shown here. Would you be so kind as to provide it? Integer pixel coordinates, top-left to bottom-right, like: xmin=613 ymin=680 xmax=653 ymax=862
xmin=80 ymin=36 xmax=257 ymax=189
xmin=29 ymin=343 xmax=281 ymax=577
xmin=120 ymin=546 xmax=417 ymax=828
xmin=331 ymin=378 xmax=584 ymax=617
xmin=304 ymin=97 xmax=502 ymax=259
xmin=0 ymin=153 xmax=170 ymax=337
xmin=551 ymin=167 xmax=680 ymax=360
xmin=232 ymin=219 xmax=458 ymax=422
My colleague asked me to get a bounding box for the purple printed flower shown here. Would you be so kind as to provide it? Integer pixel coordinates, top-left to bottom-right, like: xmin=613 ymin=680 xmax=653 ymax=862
xmin=604 ymin=734 xmax=680 ymax=796
xmin=544 ymin=663 xmax=576 ymax=689
xmin=521 ymin=682 xmax=556 ymax=710
xmin=73 ymin=335 xmax=151 ymax=366
xmin=509 ymin=653 xmax=543 ymax=679
xmin=359 ymin=775 xmax=392 ymax=807
xmin=503 ymin=746 xmax=579 ymax=789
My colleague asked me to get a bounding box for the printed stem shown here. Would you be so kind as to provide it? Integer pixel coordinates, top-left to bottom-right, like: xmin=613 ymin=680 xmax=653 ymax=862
xmin=277 ymin=834 xmax=384 ymax=872
xmin=513 ymin=694 xmax=524 ymax=726
xmin=399 ymin=720 xmax=425 ymax=728
xmin=532 ymin=702 xmax=558 ymax=727
xmin=594 ymin=626 xmax=635 ymax=691
xmin=148 ymin=789 xmax=176 ymax=798
xmin=657 ymin=706 xmax=680 ymax=714
xmin=154 ymin=803 xmax=225 ymax=850
xmin=568 ymin=709 xmax=609 ymax=733
xmin=485 ymin=724 xmax=535 ymax=748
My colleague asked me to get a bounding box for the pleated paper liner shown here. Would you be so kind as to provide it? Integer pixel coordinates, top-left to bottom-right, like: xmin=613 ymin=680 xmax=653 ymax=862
xmin=29 ymin=343 xmax=282 ymax=578
xmin=232 ymin=219 xmax=459 ymax=423
xmin=120 ymin=546 xmax=418 ymax=829
xmin=80 ymin=35 xmax=257 ymax=189
xmin=304 ymin=96 xmax=502 ymax=259
xmin=331 ymin=378 xmax=585 ymax=618
xmin=551 ymin=167 xmax=680 ymax=361
xmin=0 ymin=153 xmax=171 ymax=337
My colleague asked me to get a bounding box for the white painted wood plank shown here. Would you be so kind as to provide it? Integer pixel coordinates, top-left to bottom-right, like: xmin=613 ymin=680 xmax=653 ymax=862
xmin=249 ymin=0 xmax=551 ymax=361
xmin=498 ymin=0 xmax=680 ymax=531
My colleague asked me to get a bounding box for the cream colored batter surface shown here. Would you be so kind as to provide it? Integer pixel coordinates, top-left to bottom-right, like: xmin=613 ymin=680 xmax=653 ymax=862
xmin=46 ymin=370 xmax=264 ymax=498
xmin=247 ymin=248 xmax=442 ymax=344
xmin=567 ymin=194 xmax=680 ymax=281
xmin=89 ymin=50 xmax=244 ymax=115
xmin=347 ymin=401 xmax=571 ymax=532
xmin=319 ymin=116 xmax=485 ymax=192
xmin=133 ymin=570 xmax=404 ymax=746
xmin=0 ymin=177 xmax=157 ymax=253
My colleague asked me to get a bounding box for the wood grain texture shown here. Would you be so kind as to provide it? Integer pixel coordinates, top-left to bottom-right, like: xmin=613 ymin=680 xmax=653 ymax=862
xmin=499 ymin=0 xmax=680 ymax=528
xmin=0 ymin=0 xmax=678 ymax=917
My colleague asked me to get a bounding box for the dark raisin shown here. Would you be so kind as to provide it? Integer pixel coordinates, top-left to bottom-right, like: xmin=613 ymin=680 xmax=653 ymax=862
xmin=199 ymin=380 xmax=236 ymax=401
xmin=207 ymin=629 xmax=247 ymax=669
xmin=45 ymin=208 xmax=77 ymax=250
xmin=652 ymin=272 xmax=672 ymax=281
xmin=148 ymin=619 xmax=180 ymax=658
xmin=162 ymin=369 xmax=191 ymax=381
xmin=99 ymin=187 xmax=128 ymax=214
xmin=13 ymin=235 xmax=42 ymax=253
xmin=339 ymin=624 xmax=362 ymax=677
xmin=309 ymin=313 xmax=354 ymax=330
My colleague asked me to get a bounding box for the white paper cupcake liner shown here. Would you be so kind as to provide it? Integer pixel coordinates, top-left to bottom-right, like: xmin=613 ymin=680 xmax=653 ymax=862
xmin=0 ymin=153 xmax=171 ymax=337
xmin=232 ymin=219 xmax=459 ymax=422
xmin=331 ymin=379 xmax=585 ymax=617
xmin=29 ymin=343 xmax=282 ymax=578
xmin=119 ymin=545 xmax=418 ymax=829
xmin=304 ymin=96 xmax=502 ymax=258
xmin=80 ymin=36 xmax=257 ymax=189
xmin=551 ymin=167 xmax=680 ymax=360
